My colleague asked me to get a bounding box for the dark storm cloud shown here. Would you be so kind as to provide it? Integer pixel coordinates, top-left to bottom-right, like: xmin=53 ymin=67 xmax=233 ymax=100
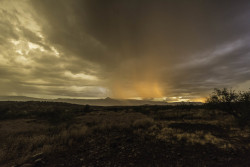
xmin=29 ymin=0 xmax=250 ymax=98
xmin=1 ymin=0 xmax=250 ymax=99
xmin=170 ymin=38 xmax=250 ymax=95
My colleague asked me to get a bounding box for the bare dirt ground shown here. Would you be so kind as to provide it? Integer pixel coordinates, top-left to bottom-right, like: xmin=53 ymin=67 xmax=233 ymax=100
xmin=0 ymin=102 xmax=250 ymax=166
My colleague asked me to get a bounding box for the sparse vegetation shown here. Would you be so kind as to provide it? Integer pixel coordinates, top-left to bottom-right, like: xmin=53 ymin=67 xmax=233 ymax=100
xmin=0 ymin=98 xmax=250 ymax=166
xmin=206 ymin=88 xmax=250 ymax=127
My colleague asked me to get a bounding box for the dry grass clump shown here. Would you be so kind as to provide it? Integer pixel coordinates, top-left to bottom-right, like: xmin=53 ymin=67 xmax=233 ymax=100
xmin=92 ymin=120 xmax=131 ymax=131
xmin=0 ymin=125 xmax=88 ymax=166
xmin=132 ymin=118 xmax=154 ymax=128
xmin=175 ymin=131 xmax=225 ymax=147
xmin=154 ymin=126 xmax=236 ymax=149
xmin=0 ymin=135 xmax=48 ymax=165
xmin=81 ymin=111 xmax=154 ymax=132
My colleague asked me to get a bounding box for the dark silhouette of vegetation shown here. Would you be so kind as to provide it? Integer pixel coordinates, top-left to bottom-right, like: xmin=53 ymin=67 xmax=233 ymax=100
xmin=83 ymin=104 xmax=91 ymax=113
xmin=0 ymin=101 xmax=84 ymax=124
xmin=206 ymin=88 xmax=250 ymax=127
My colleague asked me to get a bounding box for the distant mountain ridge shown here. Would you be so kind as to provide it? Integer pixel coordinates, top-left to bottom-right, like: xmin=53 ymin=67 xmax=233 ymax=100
xmin=0 ymin=96 xmax=203 ymax=106
xmin=0 ymin=96 xmax=44 ymax=101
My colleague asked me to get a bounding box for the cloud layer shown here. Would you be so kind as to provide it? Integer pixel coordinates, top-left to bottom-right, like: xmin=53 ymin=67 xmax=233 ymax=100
xmin=0 ymin=0 xmax=250 ymax=101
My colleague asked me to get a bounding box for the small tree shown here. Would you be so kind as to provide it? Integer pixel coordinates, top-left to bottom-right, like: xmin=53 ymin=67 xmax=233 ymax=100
xmin=206 ymin=88 xmax=239 ymax=118
xmin=206 ymin=88 xmax=250 ymax=127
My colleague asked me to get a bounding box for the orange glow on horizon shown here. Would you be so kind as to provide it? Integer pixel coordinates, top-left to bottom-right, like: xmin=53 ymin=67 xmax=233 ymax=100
xmin=134 ymin=81 xmax=163 ymax=98
xmin=191 ymin=97 xmax=206 ymax=103
xmin=110 ymin=81 xmax=165 ymax=99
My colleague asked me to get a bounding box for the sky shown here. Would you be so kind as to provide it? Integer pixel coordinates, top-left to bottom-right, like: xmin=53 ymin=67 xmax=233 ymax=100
xmin=0 ymin=0 xmax=250 ymax=102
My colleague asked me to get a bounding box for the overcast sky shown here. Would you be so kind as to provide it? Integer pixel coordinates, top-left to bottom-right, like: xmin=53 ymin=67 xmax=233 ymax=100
xmin=0 ymin=0 xmax=250 ymax=102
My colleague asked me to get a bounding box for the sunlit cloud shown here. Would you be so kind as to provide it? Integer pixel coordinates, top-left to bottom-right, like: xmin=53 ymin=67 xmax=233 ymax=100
xmin=64 ymin=71 xmax=98 ymax=81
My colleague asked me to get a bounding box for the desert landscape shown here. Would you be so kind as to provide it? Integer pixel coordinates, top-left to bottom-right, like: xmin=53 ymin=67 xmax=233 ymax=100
xmin=1 ymin=0 xmax=250 ymax=166
xmin=0 ymin=88 xmax=250 ymax=166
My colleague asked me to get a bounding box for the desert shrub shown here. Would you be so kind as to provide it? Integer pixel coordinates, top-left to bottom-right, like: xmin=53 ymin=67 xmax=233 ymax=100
xmin=0 ymin=102 xmax=84 ymax=121
xmin=133 ymin=118 xmax=154 ymax=128
xmin=36 ymin=108 xmax=74 ymax=124
xmin=0 ymin=125 xmax=89 ymax=165
xmin=206 ymin=88 xmax=250 ymax=127
xmin=176 ymin=102 xmax=195 ymax=111
xmin=83 ymin=104 xmax=91 ymax=112
xmin=0 ymin=106 xmax=9 ymax=119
